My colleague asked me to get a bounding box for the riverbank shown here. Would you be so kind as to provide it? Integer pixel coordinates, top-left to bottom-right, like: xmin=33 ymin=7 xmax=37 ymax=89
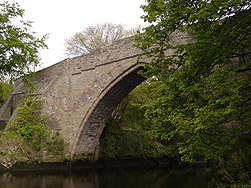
xmin=0 ymin=129 xmax=215 ymax=172
xmin=0 ymin=154 xmax=217 ymax=173
xmin=0 ymin=124 xmax=174 ymax=171
xmin=0 ymin=156 xmax=178 ymax=172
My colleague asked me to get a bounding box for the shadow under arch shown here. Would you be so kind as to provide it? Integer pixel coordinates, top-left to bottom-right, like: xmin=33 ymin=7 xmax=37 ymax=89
xmin=71 ymin=63 xmax=146 ymax=157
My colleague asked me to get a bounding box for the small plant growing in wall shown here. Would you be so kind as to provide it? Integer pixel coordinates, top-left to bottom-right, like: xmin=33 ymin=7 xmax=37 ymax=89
xmin=46 ymin=131 xmax=66 ymax=154
xmin=9 ymin=96 xmax=51 ymax=150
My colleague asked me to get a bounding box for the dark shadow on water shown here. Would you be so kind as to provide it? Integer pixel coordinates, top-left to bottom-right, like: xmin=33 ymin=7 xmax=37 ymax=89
xmin=0 ymin=166 xmax=215 ymax=188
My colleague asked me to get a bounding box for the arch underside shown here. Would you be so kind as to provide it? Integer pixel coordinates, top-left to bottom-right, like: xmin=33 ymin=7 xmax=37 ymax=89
xmin=73 ymin=65 xmax=146 ymax=156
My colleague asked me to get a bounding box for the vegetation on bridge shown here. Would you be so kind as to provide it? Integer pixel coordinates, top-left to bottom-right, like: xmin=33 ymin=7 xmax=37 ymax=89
xmin=0 ymin=97 xmax=66 ymax=167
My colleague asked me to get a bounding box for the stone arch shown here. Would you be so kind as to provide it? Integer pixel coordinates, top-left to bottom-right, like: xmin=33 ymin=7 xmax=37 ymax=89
xmin=71 ymin=63 xmax=146 ymax=156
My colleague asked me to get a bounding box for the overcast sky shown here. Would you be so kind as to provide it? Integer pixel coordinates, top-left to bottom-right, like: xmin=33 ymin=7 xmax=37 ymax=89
xmin=8 ymin=0 xmax=147 ymax=70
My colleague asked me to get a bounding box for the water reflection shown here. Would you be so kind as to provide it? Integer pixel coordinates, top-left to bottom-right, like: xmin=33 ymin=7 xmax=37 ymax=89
xmin=0 ymin=167 xmax=214 ymax=188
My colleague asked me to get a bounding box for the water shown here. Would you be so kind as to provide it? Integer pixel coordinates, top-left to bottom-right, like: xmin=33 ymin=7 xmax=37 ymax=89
xmin=0 ymin=166 xmax=214 ymax=188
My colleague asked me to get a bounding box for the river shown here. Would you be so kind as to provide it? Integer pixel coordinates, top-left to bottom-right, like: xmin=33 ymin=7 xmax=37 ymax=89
xmin=0 ymin=166 xmax=215 ymax=188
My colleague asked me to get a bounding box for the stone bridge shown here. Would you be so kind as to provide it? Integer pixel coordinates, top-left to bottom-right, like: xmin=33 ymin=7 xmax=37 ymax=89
xmin=0 ymin=32 xmax=188 ymax=158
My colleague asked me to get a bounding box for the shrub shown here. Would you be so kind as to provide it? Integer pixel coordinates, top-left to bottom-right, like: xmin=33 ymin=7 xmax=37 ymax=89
xmin=9 ymin=97 xmax=50 ymax=150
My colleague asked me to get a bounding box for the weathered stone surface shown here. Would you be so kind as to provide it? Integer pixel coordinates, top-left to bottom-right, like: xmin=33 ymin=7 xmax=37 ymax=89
xmin=0 ymin=32 xmax=189 ymax=158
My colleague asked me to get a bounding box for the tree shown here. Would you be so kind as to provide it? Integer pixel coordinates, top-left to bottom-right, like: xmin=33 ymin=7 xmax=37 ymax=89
xmin=0 ymin=2 xmax=47 ymax=81
xmin=65 ymin=22 xmax=141 ymax=56
xmin=135 ymin=0 xmax=250 ymax=186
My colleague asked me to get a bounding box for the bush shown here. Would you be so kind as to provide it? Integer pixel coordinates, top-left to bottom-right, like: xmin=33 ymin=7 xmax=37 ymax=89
xmin=9 ymin=97 xmax=51 ymax=150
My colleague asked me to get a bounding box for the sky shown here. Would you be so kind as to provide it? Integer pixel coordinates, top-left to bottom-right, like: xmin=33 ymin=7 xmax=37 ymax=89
xmin=8 ymin=0 xmax=147 ymax=70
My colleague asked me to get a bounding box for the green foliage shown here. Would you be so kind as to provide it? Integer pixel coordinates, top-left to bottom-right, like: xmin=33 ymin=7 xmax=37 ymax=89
xmin=135 ymin=0 xmax=251 ymax=186
xmin=46 ymin=131 xmax=66 ymax=154
xmin=100 ymin=121 xmax=167 ymax=159
xmin=0 ymin=1 xmax=48 ymax=80
xmin=100 ymin=82 xmax=167 ymax=159
xmin=8 ymin=97 xmax=66 ymax=154
xmin=0 ymin=80 xmax=13 ymax=107
xmin=9 ymin=97 xmax=50 ymax=150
